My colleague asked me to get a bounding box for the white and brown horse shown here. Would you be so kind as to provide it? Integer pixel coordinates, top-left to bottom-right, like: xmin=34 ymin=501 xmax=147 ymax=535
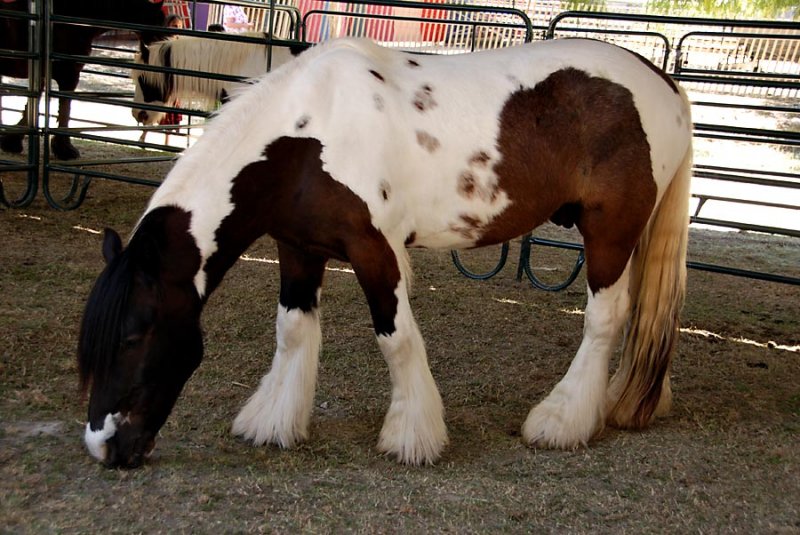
xmin=79 ymin=37 xmax=693 ymax=468
xmin=131 ymin=33 xmax=306 ymax=125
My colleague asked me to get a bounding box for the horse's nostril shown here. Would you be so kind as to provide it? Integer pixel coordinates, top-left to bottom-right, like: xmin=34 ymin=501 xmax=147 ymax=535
xmin=125 ymin=452 xmax=145 ymax=469
xmin=103 ymin=436 xmax=120 ymax=468
xmin=137 ymin=110 xmax=148 ymax=123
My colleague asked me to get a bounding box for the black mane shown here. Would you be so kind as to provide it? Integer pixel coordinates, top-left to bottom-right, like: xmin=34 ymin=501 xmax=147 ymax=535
xmin=77 ymin=249 xmax=136 ymax=392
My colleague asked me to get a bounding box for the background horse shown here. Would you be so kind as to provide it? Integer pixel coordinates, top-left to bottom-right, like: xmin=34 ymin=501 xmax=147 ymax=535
xmin=78 ymin=36 xmax=693 ymax=469
xmin=131 ymin=33 xmax=307 ymax=126
xmin=0 ymin=0 xmax=165 ymax=160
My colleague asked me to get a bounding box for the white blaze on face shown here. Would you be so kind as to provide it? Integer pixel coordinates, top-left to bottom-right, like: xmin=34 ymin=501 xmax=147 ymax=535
xmin=84 ymin=413 xmax=119 ymax=462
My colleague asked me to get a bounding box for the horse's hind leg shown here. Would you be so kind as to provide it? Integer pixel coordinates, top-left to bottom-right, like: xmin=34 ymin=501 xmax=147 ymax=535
xmin=232 ymin=243 xmax=326 ymax=448
xmin=523 ymin=262 xmax=631 ymax=448
xmin=349 ymin=237 xmax=447 ymax=465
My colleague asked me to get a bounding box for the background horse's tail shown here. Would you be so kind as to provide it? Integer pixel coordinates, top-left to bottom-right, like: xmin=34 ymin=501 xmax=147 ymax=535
xmin=607 ymin=112 xmax=693 ymax=430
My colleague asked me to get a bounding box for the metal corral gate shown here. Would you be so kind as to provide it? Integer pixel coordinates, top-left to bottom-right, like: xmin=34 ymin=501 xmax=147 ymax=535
xmin=0 ymin=1 xmax=797 ymax=287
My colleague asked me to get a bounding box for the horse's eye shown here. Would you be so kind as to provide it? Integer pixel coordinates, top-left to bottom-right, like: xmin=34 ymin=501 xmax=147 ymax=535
xmin=121 ymin=334 xmax=143 ymax=349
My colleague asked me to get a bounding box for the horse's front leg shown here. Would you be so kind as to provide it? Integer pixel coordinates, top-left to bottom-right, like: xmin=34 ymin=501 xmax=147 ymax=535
xmin=349 ymin=238 xmax=447 ymax=465
xmin=50 ymin=95 xmax=80 ymax=160
xmin=232 ymin=243 xmax=326 ymax=448
xmin=523 ymin=261 xmax=631 ymax=449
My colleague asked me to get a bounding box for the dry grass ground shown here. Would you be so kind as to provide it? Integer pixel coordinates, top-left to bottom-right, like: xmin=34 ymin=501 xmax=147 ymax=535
xmin=1 ymin=141 xmax=799 ymax=533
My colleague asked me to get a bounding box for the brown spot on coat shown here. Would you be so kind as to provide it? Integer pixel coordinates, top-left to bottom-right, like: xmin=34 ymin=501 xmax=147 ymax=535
xmin=412 ymin=84 xmax=436 ymax=112
xmin=416 ymin=130 xmax=440 ymax=153
xmin=449 ymin=214 xmax=482 ymax=240
xmin=374 ymin=94 xmax=384 ymax=111
xmin=380 ymin=180 xmax=391 ymax=201
xmin=407 ymin=59 xmax=420 ymax=68
xmin=295 ymin=116 xmax=310 ymax=130
xmin=458 ymin=172 xmax=476 ymax=198
xmin=404 ymin=232 xmax=417 ymax=246
xmin=369 ymin=69 xmax=385 ymax=82
xmin=469 ymin=151 xmax=491 ymax=167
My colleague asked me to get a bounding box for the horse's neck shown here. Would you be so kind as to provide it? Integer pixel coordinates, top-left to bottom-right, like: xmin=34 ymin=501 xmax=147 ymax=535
xmin=132 ymin=206 xmax=203 ymax=292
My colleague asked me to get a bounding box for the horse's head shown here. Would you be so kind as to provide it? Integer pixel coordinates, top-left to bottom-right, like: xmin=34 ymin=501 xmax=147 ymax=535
xmin=131 ymin=42 xmax=170 ymax=125
xmin=132 ymin=0 xmax=169 ymax=47
xmin=79 ymin=219 xmax=203 ymax=468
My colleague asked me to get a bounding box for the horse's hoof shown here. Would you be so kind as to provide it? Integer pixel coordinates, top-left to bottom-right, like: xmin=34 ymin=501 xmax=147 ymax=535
xmin=0 ymin=134 xmax=24 ymax=154
xmin=521 ymin=386 xmax=603 ymax=450
xmin=51 ymin=136 xmax=80 ymax=160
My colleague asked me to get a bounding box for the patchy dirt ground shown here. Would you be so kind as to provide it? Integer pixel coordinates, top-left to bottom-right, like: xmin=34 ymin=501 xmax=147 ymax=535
xmin=1 ymin=142 xmax=799 ymax=532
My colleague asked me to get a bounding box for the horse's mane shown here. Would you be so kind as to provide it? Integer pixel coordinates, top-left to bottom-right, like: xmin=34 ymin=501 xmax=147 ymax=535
xmin=77 ymin=226 xmax=166 ymax=391
xmin=136 ymin=34 xmax=273 ymax=110
xmin=78 ymin=249 xmax=136 ymax=392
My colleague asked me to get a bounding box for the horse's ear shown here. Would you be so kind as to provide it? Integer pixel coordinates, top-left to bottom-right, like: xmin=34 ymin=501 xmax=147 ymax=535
xmin=289 ymin=42 xmax=312 ymax=56
xmin=102 ymin=228 xmax=123 ymax=264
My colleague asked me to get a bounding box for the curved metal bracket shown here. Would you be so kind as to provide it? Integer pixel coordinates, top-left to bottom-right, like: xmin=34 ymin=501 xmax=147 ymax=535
xmin=451 ymin=242 xmax=510 ymax=281
xmin=42 ymin=170 xmax=92 ymax=210
xmin=518 ymin=236 xmax=585 ymax=292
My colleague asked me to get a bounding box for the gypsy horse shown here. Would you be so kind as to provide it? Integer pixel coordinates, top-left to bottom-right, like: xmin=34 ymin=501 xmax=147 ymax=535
xmin=78 ymin=37 xmax=693 ymax=468
xmin=0 ymin=0 xmax=165 ymax=160
xmin=131 ymin=33 xmax=307 ymax=126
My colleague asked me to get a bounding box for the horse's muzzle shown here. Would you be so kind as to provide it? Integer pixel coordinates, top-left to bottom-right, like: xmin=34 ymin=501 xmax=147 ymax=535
xmin=103 ymin=431 xmax=156 ymax=469
xmin=85 ymin=414 xmax=155 ymax=469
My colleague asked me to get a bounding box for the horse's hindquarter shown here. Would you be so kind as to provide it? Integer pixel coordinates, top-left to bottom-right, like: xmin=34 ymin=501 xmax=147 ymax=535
xmin=310 ymin=39 xmax=690 ymax=250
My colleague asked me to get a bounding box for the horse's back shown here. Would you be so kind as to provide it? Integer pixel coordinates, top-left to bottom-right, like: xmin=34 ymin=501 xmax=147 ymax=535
xmin=282 ymin=38 xmax=690 ymax=248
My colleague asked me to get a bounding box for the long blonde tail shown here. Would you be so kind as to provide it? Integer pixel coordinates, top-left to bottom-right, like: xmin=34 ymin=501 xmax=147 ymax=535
xmin=607 ymin=102 xmax=693 ymax=429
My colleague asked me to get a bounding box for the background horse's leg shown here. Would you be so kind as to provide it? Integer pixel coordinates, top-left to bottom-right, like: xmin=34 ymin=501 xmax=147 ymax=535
xmin=51 ymin=95 xmax=80 ymax=160
xmin=349 ymin=238 xmax=447 ymax=465
xmin=0 ymin=100 xmax=29 ymax=154
xmin=522 ymin=262 xmax=632 ymax=449
xmin=232 ymin=243 xmax=326 ymax=448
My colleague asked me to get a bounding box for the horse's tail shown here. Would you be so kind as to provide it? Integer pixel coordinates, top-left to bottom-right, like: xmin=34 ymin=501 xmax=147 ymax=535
xmin=607 ymin=98 xmax=693 ymax=429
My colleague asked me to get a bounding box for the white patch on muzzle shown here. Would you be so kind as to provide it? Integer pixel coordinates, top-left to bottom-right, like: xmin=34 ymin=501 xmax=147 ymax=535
xmin=84 ymin=413 xmax=120 ymax=462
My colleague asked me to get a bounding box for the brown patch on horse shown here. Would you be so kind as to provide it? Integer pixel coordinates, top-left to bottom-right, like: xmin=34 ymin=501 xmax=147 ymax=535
xmin=380 ymin=180 xmax=391 ymax=201
xmin=416 ymin=130 xmax=440 ymax=153
xmin=407 ymin=59 xmax=420 ymax=68
xmin=412 ymin=84 xmax=436 ymax=112
xmin=404 ymin=232 xmax=417 ymax=246
xmin=480 ymin=68 xmax=656 ymax=292
xmin=374 ymin=94 xmax=384 ymax=111
xmin=203 ymin=138 xmax=401 ymax=335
